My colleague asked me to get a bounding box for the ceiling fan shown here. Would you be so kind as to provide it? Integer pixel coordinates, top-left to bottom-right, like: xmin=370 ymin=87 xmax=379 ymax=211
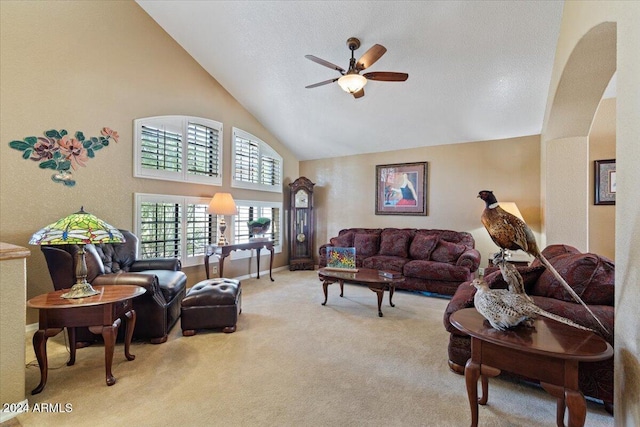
xmin=305 ymin=37 xmax=409 ymax=99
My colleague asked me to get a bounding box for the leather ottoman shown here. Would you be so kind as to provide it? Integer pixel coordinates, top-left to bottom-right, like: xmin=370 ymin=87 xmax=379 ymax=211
xmin=181 ymin=278 xmax=242 ymax=336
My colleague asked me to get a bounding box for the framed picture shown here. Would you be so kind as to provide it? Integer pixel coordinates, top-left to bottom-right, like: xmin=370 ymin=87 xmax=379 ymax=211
xmin=375 ymin=162 xmax=427 ymax=215
xmin=594 ymin=159 xmax=616 ymax=205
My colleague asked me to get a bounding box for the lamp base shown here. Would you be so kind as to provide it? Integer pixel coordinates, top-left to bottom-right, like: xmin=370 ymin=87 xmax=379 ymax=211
xmin=61 ymin=281 xmax=101 ymax=299
xmin=217 ymin=219 xmax=228 ymax=246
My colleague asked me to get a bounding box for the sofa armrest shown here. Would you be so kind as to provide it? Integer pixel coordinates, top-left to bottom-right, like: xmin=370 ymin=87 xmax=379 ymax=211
xmin=443 ymin=281 xmax=477 ymax=335
xmin=130 ymin=258 xmax=181 ymax=272
xmin=318 ymin=243 xmax=331 ymax=258
xmin=456 ymin=248 xmax=481 ymax=272
xmin=93 ymin=272 xmax=165 ymax=306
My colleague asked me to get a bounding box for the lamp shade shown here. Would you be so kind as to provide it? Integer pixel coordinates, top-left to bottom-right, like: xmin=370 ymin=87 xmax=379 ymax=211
xmin=29 ymin=207 xmax=124 ymax=245
xmin=208 ymin=193 xmax=238 ymax=216
xmin=337 ymin=74 xmax=367 ymax=94
xmin=500 ymin=202 xmax=524 ymax=221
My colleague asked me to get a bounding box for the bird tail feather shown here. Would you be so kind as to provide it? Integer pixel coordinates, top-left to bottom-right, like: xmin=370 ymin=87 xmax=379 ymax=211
xmin=537 ymin=254 xmax=609 ymax=334
xmin=533 ymin=307 xmax=593 ymax=331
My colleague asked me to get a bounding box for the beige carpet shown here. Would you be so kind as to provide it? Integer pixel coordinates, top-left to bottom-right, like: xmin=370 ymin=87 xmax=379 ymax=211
xmin=14 ymin=270 xmax=612 ymax=426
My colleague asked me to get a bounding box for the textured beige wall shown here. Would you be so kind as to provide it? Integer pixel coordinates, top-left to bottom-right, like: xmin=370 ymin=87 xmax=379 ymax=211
xmin=0 ymin=244 xmax=29 ymax=410
xmin=542 ymin=2 xmax=640 ymax=423
xmin=0 ymin=1 xmax=299 ymax=325
xmin=545 ymin=136 xmax=589 ymax=250
xmin=589 ymin=98 xmax=616 ymax=259
xmin=301 ymin=135 xmax=541 ymax=263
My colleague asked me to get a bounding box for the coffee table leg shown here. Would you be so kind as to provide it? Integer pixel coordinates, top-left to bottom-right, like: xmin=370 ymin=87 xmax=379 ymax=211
xmin=374 ymin=289 xmax=384 ymax=317
xmin=322 ymin=280 xmax=330 ymax=305
xmin=339 ymin=280 xmax=344 ymax=297
xmin=465 ymin=358 xmax=481 ymax=427
xmin=389 ymin=286 xmax=395 ymax=307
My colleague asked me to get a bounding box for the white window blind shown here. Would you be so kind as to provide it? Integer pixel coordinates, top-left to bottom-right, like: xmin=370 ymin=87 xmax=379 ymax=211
xmin=134 ymin=116 xmax=223 ymax=186
xmin=232 ymin=128 xmax=282 ymax=192
xmin=229 ymin=199 xmax=283 ymax=260
xmin=135 ymin=194 xmax=217 ymax=267
xmin=187 ymin=122 xmax=220 ymax=178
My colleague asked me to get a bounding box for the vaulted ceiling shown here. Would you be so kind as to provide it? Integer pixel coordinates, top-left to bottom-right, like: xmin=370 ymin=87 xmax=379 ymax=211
xmin=137 ymin=1 xmax=566 ymax=161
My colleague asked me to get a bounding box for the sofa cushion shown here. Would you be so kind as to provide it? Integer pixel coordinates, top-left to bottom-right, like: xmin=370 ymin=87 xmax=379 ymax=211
xmin=530 ymin=244 xmax=580 ymax=268
xmin=404 ymin=260 xmax=472 ymax=282
xmin=379 ymin=229 xmax=412 ymax=257
xmin=142 ymin=270 xmax=187 ymax=303
xmin=409 ymin=234 xmax=439 ymax=260
xmin=532 ymin=253 xmax=615 ymax=305
xmin=362 ymin=255 xmax=409 ymax=272
xmin=330 ymin=231 xmax=354 ymax=248
xmin=354 ymin=233 xmax=380 ymax=258
xmin=430 ymin=240 xmax=467 ymax=263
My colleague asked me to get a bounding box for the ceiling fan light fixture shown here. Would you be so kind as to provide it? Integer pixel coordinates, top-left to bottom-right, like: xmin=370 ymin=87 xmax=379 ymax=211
xmin=338 ymin=74 xmax=367 ymax=94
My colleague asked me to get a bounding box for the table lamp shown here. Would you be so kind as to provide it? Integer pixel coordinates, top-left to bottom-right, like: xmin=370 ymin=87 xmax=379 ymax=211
xmin=30 ymin=207 xmax=125 ymax=298
xmin=208 ymin=193 xmax=237 ymax=245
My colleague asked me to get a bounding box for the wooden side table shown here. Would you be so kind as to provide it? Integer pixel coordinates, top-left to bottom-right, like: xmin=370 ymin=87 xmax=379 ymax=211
xmin=205 ymin=241 xmax=275 ymax=281
xmin=27 ymin=285 xmax=145 ymax=394
xmin=450 ymin=308 xmax=612 ymax=427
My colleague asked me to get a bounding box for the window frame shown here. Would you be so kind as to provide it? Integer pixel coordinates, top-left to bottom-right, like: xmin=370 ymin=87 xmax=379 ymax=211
xmin=134 ymin=115 xmax=223 ymax=186
xmin=134 ymin=193 xmax=217 ymax=268
xmin=231 ymin=127 xmax=283 ymax=193
xmin=228 ymin=199 xmax=283 ymax=260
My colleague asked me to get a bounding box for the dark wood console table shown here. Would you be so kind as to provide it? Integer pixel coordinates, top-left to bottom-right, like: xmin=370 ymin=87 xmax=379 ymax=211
xmin=27 ymin=285 xmax=145 ymax=394
xmin=450 ymin=308 xmax=613 ymax=427
xmin=205 ymin=241 xmax=275 ymax=281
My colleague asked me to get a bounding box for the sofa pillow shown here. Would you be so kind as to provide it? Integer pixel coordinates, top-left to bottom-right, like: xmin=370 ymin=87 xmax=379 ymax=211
xmin=330 ymin=231 xmax=354 ymax=248
xmin=379 ymin=231 xmax=411 ymax=258
xmin=409 ymin=234 xmax=439 ymax=260
xmin=353 ymin=233 xmax=380 ymax=258
xmin=430 ymin=240 xmax=467 ymax=263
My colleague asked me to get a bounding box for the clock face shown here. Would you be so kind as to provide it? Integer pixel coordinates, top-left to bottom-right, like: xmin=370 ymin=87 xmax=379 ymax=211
xmin=295 ymin=190 xmax=309 ymax=208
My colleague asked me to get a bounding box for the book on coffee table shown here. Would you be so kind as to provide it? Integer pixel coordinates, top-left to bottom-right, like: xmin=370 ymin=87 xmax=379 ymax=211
xmin=325 ymin=247 xmax=358 ymax=272
xmin=378 ymin=270 xmax=402 ymax=279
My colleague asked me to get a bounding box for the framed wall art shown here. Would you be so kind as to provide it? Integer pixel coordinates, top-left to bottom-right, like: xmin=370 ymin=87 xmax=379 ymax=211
xmin=594 ymin=159 xmax=616 ymax=205
xmin=375 ymin=162 xmax=427 ymax=215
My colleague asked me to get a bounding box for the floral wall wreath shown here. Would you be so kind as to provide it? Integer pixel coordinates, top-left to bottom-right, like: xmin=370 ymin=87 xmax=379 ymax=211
xmin=8 ymin=127 xmax=119 ymax=187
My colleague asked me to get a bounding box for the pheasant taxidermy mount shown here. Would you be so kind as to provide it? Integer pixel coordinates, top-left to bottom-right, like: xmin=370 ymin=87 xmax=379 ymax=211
xmin=471 ymin=277 xmax=593 ymax=331
xmin=477 ymin=190 xmax=608 ymax=333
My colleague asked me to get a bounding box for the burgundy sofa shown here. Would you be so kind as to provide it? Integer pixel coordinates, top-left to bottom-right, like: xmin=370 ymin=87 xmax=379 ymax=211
xmin=319 ymin=228 xmax=481 ymax=295
xmin=443 ymin=244 xmax=615 ymax=410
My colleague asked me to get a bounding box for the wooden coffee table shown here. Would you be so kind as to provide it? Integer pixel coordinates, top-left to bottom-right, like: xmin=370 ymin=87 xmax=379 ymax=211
xmin=450 ymin=308 xmax=613 ymax=427
xmin=318 ymin=267 xmax=404 ymax=317
xmin=27 ymin=285 xmax=146 ymax=394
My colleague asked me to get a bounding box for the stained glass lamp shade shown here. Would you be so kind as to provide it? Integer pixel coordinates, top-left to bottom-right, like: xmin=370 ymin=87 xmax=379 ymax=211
xmin=30 ymin=207 xmax=125 ymax=298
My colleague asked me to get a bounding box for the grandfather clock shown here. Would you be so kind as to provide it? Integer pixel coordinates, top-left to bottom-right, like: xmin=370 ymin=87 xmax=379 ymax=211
xmin=289 ymin=177 xmax=315 ymax=270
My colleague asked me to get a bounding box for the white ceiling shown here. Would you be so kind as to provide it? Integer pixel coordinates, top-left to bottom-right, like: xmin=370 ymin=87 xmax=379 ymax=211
xmin=136 ymin=1 xmax=566 ymax=161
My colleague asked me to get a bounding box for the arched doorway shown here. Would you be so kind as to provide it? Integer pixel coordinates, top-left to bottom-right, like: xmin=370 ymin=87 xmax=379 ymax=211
xmin=542 ymin=22 xmax=616 ymax=251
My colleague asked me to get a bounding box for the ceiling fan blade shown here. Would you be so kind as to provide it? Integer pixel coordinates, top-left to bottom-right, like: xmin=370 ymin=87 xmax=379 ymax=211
xmin=353 ymin=88 xmax=365 ymax=99
xmin=305 ymin=78 xmax=339 ymax=89
xmin=363 ymin=71 xmax=409 ymax=82
xmin=305 ymin=55 xmax=345 ymax=73
xmin=356 ymin=44 xmax=386 ymax=71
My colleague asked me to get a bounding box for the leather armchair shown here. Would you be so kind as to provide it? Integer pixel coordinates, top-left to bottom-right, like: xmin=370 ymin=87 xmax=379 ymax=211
xmin=41 ymin=230 xmax=187 ymax=344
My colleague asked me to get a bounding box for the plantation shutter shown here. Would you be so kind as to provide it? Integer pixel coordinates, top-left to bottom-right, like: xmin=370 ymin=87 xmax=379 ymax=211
xmin=187 ymin=122 xmax=220 ymax=178
xmin=140 ymin=125 xmax=182 ymax=172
